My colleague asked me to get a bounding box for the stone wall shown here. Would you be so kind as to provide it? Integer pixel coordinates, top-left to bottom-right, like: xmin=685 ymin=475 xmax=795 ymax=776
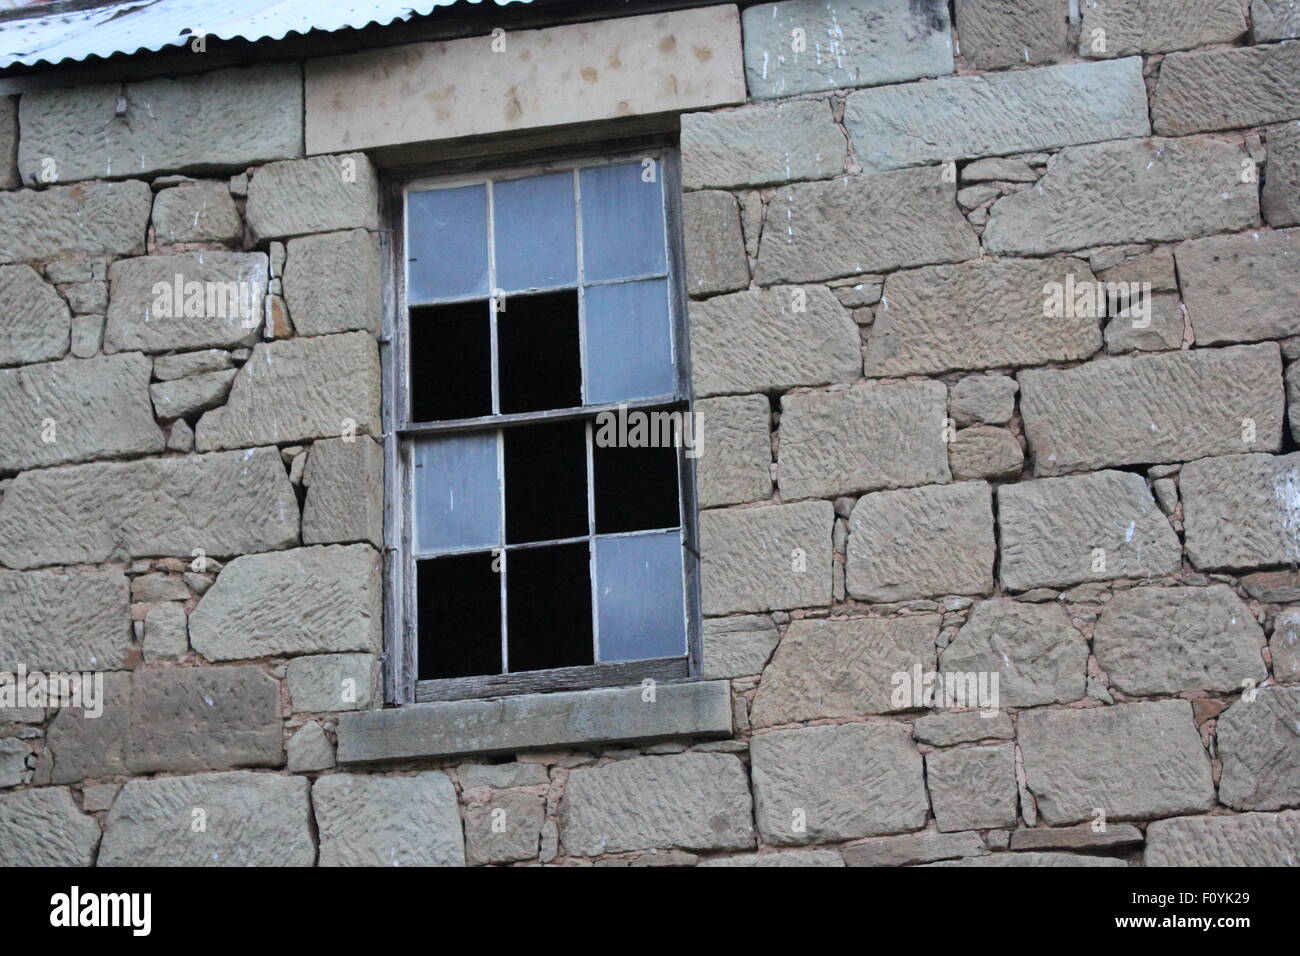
xmin=0 ymin=0 xmax=1298 ymax=867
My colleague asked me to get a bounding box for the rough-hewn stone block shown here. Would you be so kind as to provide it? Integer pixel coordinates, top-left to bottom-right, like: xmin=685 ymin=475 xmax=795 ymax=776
xmin=927 ymin=743 xmax=1018 ymax=832
xmin=1019 ymin=700 xmax=1215 ymax=824
xmin=0 ymin=447 xmax=299 ymax=569
xmin=779 ymin=382 xmax=951 ymax=500
xmin=1177 ymin=230 xmax=1300 ymax=344
xmin=1146 ymin=810 xmax=1300 ymax=865
xmin=286 ymin=653 xmax=378 ymax=713
xmin=941 ymin=600 xmax=1087 ymax=707
xmin=1154 ymin=41 xmax=1300 ymax=135
xmin=44 ymin=671 xmax=132 ymax=784
xmin=1079 ymin=0 xmax=1245 ymax=56
xmin=337 ymin=680 xmax=732 ymax=764
xmin=683 ymin=190 xmax=749 ymax=297
xmin=152 ymin=349 xmax=233 ymax=380
xmin=866 ymin=258 xmax=1102 ymax=376
xmin=949 ymin=426 xmax=1024 ymax=481
xmin=190 ymin=544 xmax=381 ymax=662
xmin=754 ymin=169 xmax=979 ymax=283
xmin=143 ymin=601 xmax=188 ymax=661
xmin=1217 ymin=686 xmax=1300 ymax=811
xmin=0 ymin=569 xmax=129 ymax=671
xmin=1264 ymin=122 xmax=1300 ymax=226
xmin=752 ymin=722 xmax=927 ymax=844
xmin=152 ymin=181 xmax=242 ymax=245
xmin=1180 ymin=452 xmax=1300 ymax=570
xmin=18 ymin=65 xmax=302 ymax=185
xmin=1092 ymin=585 xmax=1268 ymax=695
xmin=997 ymin=471 xmax=1181 ymax=591
xmin=924 ymin=851 xmax=1127 ymax=866
xmin=912 ymin=711 xmax=1014 ymax=747
xmin=315 ymin=771 xmax=463 ymax=866
xmin=741 ymin=0 xmax=954 ymax=99
xmin=950 ymin=374 xmax=1017 ymax=426
xmin=0 ymin=353 xmax=163 ymax=471
xmin=563 ymin=753 xmax=753 ymax=856
xmin=1018 ymin=344 xmax=1284 ymax=475
xmin=751 ymin=614 xmax=940 ymax=727
xmin=0 ymin=180 xmax=152 ymax=265
xmin=0 ymin=788 xmax=99 ymax=866
xmin=302 ymin=435 xmax=384 ymax=547
xmin=954 ymin=0 xmax=1066 ymax=70
xmin=689 ymin=286 xmax=859 ymax=396
xmin=702 ymin=614 xmax=780 ymax=679
xmin=128 ymin=666 xmax=283 ymax=773
xmin=700 ymin=501 xmax=833 ymax=614
xmin=100 ymin=772 xmax=314 ymax=866
xmin=695 ymin=395 xmax=771 ymax=508
xmin=845 ymin=59 xmax=1149 ymax=172
xmin=282 ymin=229 xmax=381 ymax=336
xmin=847 ymin=482 xmax=994 ymax=601
xmin=681 ymin=99 xmax=844 ymax=189
xmin=0 ymin=264 xmax=69 ymax=366
xmin=286 ymin=720 xmax=335 ymax=773
xmin=246 ymin=154 xmax=379 ymax=242
xmin=465 ymin=790 xmax=546 ymax=865
xmin=841 ymin=830 xmax=988 ymax=867
xmin=150 ymin=368 xmax=236 ymax=421
xmin=984 ymin=137 xmax=1259 ymax=255
xmin=104 ymin=252 xmax=266 ymax=353
xmin=195 ymin=332 xmax=380 ymax=452
xmin=1009 ymin=824 xmax=1143 ymax=852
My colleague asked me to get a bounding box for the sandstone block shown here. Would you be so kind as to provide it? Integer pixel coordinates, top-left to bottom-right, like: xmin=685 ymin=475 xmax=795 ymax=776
xmin=151 ymin=181 xmax=242 ymax=245
xmin=0 ymin=788 xmax=99 ymax=866
xmin=926 ymin=743 xmax=1018 ymax=832
xmin=1177 ymin=230 xmax=1300 ymax=344
xmin=1180 ymin=452 xmax=1300 ymax=570
xmin=1153 ymin=41 xmax=1300 ymax=135
xmin=842 ymin=830 xmax=987 ymax=866
xmin=925 ymin=851 xmax=1127 ymax=866
xmin=0 ymin=569 xmax=129 ymax=671
xmin=465 ymin=790 xmax=546 ymax=865
xmin=1078 ymin=0 xmax=1245 ymax=56
xmin=681 ymin=99 xmax=844 ymax=189
xmin=702 ymin=614 xmax=780 ymax=679
xmin=286 ymin=720 xmax=336 ymax=772
xmin=152 ymin=349 xmax=233 ymax=380
xmin=1217 ymin=686 xmax=1300 ymax=811
xmin=699 ymin=501 xmax=833 ymax=614
xmin=149 ymin=368 xmax=237 ymax=420
xmin=950 ymin=374 xmax=1017 ymax=426
xmin=0 ymin=264 xmax=70 ymax=366
xmin=1255 ymin=0 xmax=1300 ymax=40
xmin=695 ymin=395 xmax=772 ymax=508
xmin=0 ymin=181 xmax=152 ymax=264
xmin=683 ymin=191 xmax=749 ymax=297
xmin=1263 ymin=122 xmax=1300 ymax=226
xmin=954 ymin=0 xmax=1067 ymax=70
xmin=44 ymin=670 xmax=132 ymax=784
xmin=282 ymin=229 xmax=382 ymax=336
xmin=315 ymin=771 xmax=464 ymax=866
xmin=287 ymin=653 xmax=378 ymax=713
xmin=142 ymin=601 xmax=188 ymax=661
xmin=948 ymin=426 xmax=1023 ymax=481
xmin=302 ymin=435 xmax=384 ymax=547
xmin=1009 ymin=824 xmax=1143 ymax=852
xmin=1146 ymin=810 xmax=1300 ymax=865
xmin=246 ymin=153 xmax=379 ymax=242
xmin=912 ymin=711 xmax=1014 ymax=747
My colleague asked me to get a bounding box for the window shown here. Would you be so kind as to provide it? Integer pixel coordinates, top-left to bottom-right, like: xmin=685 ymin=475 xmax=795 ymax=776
xmin=387 ymin=149 xmax=701 ymax=703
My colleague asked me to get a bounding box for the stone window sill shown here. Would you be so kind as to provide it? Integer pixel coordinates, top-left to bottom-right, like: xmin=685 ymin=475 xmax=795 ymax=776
xmin=335 ymin=679 xmax=732 ymax=764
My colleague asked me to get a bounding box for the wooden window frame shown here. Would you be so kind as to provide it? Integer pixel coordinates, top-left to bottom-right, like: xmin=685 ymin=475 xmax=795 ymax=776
xmin=379 ymin=140 xmax=703 ymax=705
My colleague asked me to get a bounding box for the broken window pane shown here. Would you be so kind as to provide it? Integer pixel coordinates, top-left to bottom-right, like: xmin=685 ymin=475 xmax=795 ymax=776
xmin=410 ymin=301 xmax=492 ymax=422
xmin=497 ymin=290 xmax=582 ymax=413
xmin=584 ymin=278 xmax=675 ymax=404
xmin=407 ymin=183 xmax=490 ymax=302
xmin=417 ymin=552 xmax=502 ymax=680
xmin=504 ymin=420 xmax=588 ymax=544
xmin=580 ymin=162 xmax=667 ymax=281
xmin=413 ymin=432 xmax=500 ymax=555
xmin=506 ymin=542 xmax=594 ymax=671
xmin=595 ymin=531 xmax=686 ymax=662
xmin=593 ymin=435 xmax=680 ymax=535
xmin=494 ymin=171 xmax=578 ymax=293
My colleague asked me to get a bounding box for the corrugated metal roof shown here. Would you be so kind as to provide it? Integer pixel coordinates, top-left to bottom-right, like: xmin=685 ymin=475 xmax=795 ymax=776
xmin=0 ymin=0 xmax=531 ymax=70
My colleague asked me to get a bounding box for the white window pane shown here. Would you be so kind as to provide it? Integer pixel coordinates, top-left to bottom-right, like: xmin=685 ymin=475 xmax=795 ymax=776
xmin=584 ymin=278 xmax=675 ymax=404
xmin=580 ymin=162 xmax=667 ymax=281
xmin=494 ymin=171 xmax=577 ymax=292
xmin=408 ymin=184 xmax=489 ymax=302
xmin=413 ymin=432 xmax=500 ymax=554
xmin=595 ymin=531 xmax=687 ymax=663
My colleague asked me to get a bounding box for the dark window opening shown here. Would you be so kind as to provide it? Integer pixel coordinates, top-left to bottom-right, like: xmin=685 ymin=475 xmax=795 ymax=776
xmin=497 ymin=289 xmax=582 ymax=414
xmin=410 ymin=301 xmax=492 ymax=422
xmin=417 ymin=552 xmax=502 ymax=680
xmin=506 ymin=542 xmax=594 ymax=672
xmin=594 ymin=439 xmax=681 ymax=534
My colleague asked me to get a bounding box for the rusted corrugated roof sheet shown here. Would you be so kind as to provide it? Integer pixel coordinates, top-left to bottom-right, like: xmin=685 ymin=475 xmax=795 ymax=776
xmin=0 ymin=0 xmax=531 ymax=69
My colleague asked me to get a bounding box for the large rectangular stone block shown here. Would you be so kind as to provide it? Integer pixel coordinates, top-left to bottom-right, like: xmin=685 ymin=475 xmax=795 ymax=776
xmin=741 ymin=0 xmax=955 ymax=99
xmin=195 ymin=332 xmax=381 ymax=452
xmin=778 ymin=382 xmax=950 ymax=500
xmin=1078 ymin=0 xmax=1245 ymax=56
xmin=0 ymin=788 xmax=100 ymax=866
xmin=1216 ymin=686 xmax=1299 ymax=812
xmin=17 ymin=64 xmax=302 ymax=185
xmin=562 ymin=753 xmax=754 ymax=855
xmin=699 ymin=501 xmax=834 ymax=614
xmin=0 ymin=569 xmax=129 ymax=672
xmin=302 ymin=436 xmax=385 ymax=547
xmin=1018 ymin=700 xmax=1215 ymax=824
xmin=336 ymin=680 xmax=732 ymax=764
xmin=245 ymin=154 xmax=379 ymax=242
xmin=1180 ymin=452 xmax=1300 ymax=570
xmin=282 ymin=229 xmax=382 ymax=336
xmin=1263 ymin=122 xmax=1300 ymax=227
xmin=984 ymin=137 xmax=1259 ymax=255
xmin=0 ymin=353 xmax=164 ymax=471
xmin=694 ymin=394 xmax=772 ymax=509
xmin=1018 ymin=344 xmax=1285 ymax=475
xmin=0 ymin=180 xmax=152 ymax=264
xmin=189 ymin=544 xmax=382 ymax=662
xmin=315 ymin=771 xmax=464 ymax=866
xmin=754 ymin=169 xmax=979 ymax=284
xmin=1176 ymin=229 xmax=1300 ymax=344
xmin=683 ymin=190 xmax=749 ymax=297
xmin=1146 ymin=810 xmax=1300 ymax=866
xmin=104 ymin=253 xmax=267 ymax=353
xmin=845 ymin=58 xmax=1149 ymax=172
xmin=865 ymin=258 xmax=1102 ymax=376
xmin=997 ymin=471 xmax=1181 ymax=591
xmin=681 ymin=99 xmax=844 ymax=189
xmin=0 ymin=447 xmax=299 ymax=569
xmin=954 ymin=0 xmax=1067 ymax=70
xmin=0 ymin=264 xmax=69 ymax=367
xmin=1153 ymin=41 xmax=1300 ymax=135
xmin=100 ymin=772 xmax=314 ymax=866
xmin=689 ymin=286 xmax=860 ymax=397
xmin=926 ymin=743 xmax=1018 ymax=832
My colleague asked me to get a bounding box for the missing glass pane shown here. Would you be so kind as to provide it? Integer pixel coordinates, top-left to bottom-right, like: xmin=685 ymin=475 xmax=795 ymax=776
xmin=593 ymin=438 xmax=681 ymax=535
xmin=506 ymin=542 xmax=594 ymax=672
xmin=417 ymin=552 xmax=502 ymax=680
xmin=504 ymin=419 xmax=588 ymax=544
xmin=497 ymin=290 xmax=582 ymax=413
xmin=410 ymin=301 xmax=492 ymax=422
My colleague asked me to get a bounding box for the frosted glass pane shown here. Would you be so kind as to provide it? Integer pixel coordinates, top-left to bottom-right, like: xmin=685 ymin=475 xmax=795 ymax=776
xmin=584 ymin=278 xmax=675 ymax=404
xmin=413 ymin=432 xmax=500 ymax=554
xmin=595 ymin=531 xmax=687 ymax=663
xmin=494 ymin=172 xmax=577 ymax=293
xmin=408 ymin=184 xmax=489 ymax=302
xmin=580 ymin=163 xmax=666 ymax=281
